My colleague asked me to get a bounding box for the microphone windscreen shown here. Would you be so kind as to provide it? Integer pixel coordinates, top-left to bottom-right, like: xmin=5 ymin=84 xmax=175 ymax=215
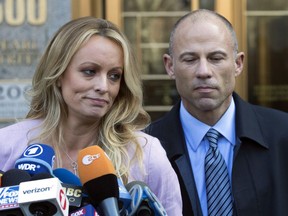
xmin=77 ymin=146 xmax=119 ymax=205
xmin=1 ymin=169 xmax=31 ymax=187
xmin=83 ymin=174 xmax=119 ymax=205
xmin=30 ymin=172 xmax=54 ymax=181
xmin=77 ymin=146 xmax=116 ymax=184
xmin=127 ymin=181 xmax=168 ymax=216
xmin=118 ymin=177 xmax=132 ymax=213
xmin=14 ymin=143 xmax=55 ymax=176
xmin=53 ymin=168 xmax=82 ymax=186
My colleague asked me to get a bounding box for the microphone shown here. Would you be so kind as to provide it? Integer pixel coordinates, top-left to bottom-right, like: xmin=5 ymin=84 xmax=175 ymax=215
xmin=18 ymin=177 xmax=69 ymax=216
xmin=15 ymin=143 xmax=55 ymax=176
xmin=126 ymin=181 xmax=167 ymax=216
xmin=1 ymin=169 xmax=31 ymax=187
xmin=53 ymin=168 xmax=82 ymax=186
xmin=53 ymin=168 xmax=84 ymax=211
xmin=117 ymin=178 xmax=132 ymax=216
xmin=77 ymin=146 xmax=120 ymax=216
xmin=69 ymin=204 xmax=100 ymax=216
xmin=0 ymin=185 xmax=22 ymax=216
xmin=30 ymin=172 xmax=54 ymax=181
xmin=59 ymin=166 xmax=130 ymax=215
xmin=0 ymin=169 xmax=32 ymax=216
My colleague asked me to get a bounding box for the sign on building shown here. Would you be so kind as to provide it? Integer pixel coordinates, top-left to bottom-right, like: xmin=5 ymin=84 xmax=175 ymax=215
xmin=0 ymin=0 xmax=71 ymax=127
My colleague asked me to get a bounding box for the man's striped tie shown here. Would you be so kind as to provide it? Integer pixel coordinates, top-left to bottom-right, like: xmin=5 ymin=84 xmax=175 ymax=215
xmin=205 ymin=128 xmax=233 ymax=216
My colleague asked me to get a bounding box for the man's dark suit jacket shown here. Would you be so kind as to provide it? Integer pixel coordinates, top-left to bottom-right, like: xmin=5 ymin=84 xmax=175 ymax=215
xmin=145 ymin=92 xmax=288 ymax=216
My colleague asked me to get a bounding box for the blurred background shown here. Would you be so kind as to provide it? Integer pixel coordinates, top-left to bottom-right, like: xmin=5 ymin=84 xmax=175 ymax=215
xmin=0 ymin=0 xmax=287 ymax=127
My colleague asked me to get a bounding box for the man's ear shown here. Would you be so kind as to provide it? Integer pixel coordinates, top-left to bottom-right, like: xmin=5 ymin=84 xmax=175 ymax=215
xmin=235 ymin=52 xmax=245 ymax=77
xmin=163 ymin=54 xmax=175 ymax=79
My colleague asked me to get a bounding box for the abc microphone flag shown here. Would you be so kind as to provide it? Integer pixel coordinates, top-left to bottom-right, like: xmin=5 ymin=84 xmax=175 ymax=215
xmin=53 ymin=168 xmax=83 ymax=210
xmin=77 ymin=146 xmax=120 ymax=216
xmin=15 ymin=143 xmax=55 ymax=176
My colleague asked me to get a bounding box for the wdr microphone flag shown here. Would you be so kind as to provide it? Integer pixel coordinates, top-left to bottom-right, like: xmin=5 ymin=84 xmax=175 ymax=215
xmin=15 ymin=143 xmax=55 ymax=175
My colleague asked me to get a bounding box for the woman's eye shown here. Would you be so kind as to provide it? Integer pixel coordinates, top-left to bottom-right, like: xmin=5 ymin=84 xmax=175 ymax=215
xmin=109 ymin=73 xmax=122 ymax=81
xmin=82 ymin=69 xmax=95 ymax=76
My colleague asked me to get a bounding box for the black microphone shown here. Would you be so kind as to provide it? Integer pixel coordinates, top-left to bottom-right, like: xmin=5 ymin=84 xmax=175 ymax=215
xmin=30 ymin=172 xmax=54 ymax=181
xmin=125 ymin=181 xmax=167 ymax=216
xmin=0 ymin=169 xmax=31 ymax=216
xmin=1 ymin=169 xmax=31 ymax=187
xmin=77 ymin=146 xmax=120 ymax=216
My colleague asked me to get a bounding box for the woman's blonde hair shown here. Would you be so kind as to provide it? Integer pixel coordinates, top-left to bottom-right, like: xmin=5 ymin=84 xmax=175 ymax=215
xmin=26 ymin=17 xmax=150 ymax=182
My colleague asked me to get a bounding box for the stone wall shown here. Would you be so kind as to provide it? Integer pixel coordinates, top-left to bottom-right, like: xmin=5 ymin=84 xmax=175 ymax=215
xmin=0 ymin=0 xmax=71 ymax=127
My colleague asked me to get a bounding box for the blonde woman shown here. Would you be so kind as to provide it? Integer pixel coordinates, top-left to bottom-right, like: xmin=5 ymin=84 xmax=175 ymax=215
xmin=0 ymin=17 xmax=182 ymax=214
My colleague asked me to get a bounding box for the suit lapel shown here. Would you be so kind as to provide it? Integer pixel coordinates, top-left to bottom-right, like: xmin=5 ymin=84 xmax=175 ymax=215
xmin=160 ymin=102 xmax=203 ymax=216
xmin=175 ymin=154 xmax=203 ymax=216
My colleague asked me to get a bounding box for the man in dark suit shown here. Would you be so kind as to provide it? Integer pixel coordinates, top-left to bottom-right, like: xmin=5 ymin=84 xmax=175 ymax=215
xmin=145 ymin=9 xmax=288 ymax=216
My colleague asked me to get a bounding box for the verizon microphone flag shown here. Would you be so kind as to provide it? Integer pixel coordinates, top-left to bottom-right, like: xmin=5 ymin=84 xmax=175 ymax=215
xmin=18 ymin=178 xmax=69 ymax=216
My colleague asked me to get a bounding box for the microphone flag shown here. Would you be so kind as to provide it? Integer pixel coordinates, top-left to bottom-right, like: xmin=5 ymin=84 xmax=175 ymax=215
xmin=15 ymin=143 xmax=55 ymax=176
xmin=18 ymin=177 xmax=69 ymax=216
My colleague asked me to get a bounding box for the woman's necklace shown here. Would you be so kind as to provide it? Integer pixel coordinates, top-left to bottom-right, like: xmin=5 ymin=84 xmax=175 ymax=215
xmin=64 ymin=151 xmax=78 ymax=175
xmin=61 ymin=146 xmax=78 ymax=175
xmin=61 ymin=139 xmax=95 ymax=175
